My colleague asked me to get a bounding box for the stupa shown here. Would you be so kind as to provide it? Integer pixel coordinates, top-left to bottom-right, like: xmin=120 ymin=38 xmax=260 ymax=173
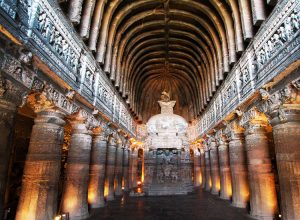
xmin=143 ymin=91 xmax=193 ymax=196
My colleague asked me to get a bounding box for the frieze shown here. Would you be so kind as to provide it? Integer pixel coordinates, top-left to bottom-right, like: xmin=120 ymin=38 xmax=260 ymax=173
xmin=0 ymin=0 xmax=16 ymax=19
xmin=191 ymin=0 xmax=300 ymax=139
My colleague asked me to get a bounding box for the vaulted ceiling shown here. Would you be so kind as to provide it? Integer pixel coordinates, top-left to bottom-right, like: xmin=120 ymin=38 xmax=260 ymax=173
xmin=59 ymin=0 xmax=274 ymax=123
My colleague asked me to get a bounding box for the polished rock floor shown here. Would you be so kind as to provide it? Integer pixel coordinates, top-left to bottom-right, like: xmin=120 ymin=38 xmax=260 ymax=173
xmin=88 ymin=189 xmax=252 ymax=220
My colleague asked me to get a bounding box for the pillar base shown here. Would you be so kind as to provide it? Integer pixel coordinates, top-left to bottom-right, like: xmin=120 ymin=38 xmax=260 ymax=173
xmin=250 ymin=213 xmax=274 ymax=220
xmin=211 ymin=189 xmax=219 ymax=195
xmin=71 ymin=214 xmax=89 ymax=220
xmin=220 ymin=195 xmax=231 ymax=200
xmin=115 ymin=190 xmax=123 ymax=196
xmin=232 ymin=202 xmax=247 ymax=209
xmin=106 ymin=195 xmax=115 ymax=201
xmin=90 ymin=200 xmax=106 ymax=209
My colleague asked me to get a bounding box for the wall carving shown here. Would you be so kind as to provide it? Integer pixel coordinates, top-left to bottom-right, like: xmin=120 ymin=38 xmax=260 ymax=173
xmin=0 ymin=0 xmax=137 ymax=136
xmin=188 ymin=0 xmax=300 ymax=140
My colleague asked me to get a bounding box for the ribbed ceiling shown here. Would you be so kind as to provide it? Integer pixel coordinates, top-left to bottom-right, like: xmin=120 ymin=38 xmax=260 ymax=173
xmin=59 ymin=0 xmax=273 ymax=123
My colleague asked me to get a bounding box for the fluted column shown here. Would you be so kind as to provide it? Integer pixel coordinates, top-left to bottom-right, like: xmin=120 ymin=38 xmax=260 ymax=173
xmin=268 ymin=83 xmax=300 ymax=220
xmin=16 ymin=93 xmax=65 ymax=220
xmin=218 ymin=133 xmax=232 ymax=200
xmin=88 ymin=126 xmax=108 ymax=208
xmin=200 ymin=148 xmax=206 ymax=189
xmin=227 ymin=121 xmax=249 ymax=208
xmin=193 ymin=148 xmax=201 ymax=187
xmin=123 ymin=144 xmax=130 ymax=191
xmin=61 ymin=110 xmax=92 ymax=220
xmin=114 ymin=137 xmax=124 ymax=196
xmin=204 ymin=145 xmax=211 ymax=192
xmin=243 ymin=108 xmax=278 ymax=219
xmin=106 ymin=134 xmax=117 ymax=201
xmin=209 ymin=137 xmax=220 ymax=195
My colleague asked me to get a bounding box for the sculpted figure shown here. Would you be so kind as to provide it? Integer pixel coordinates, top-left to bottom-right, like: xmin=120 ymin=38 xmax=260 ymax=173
xmin=291 ymin=12 xmax=299 ymax=30
xmin=160 ymin=90 xmax=170 ymax=102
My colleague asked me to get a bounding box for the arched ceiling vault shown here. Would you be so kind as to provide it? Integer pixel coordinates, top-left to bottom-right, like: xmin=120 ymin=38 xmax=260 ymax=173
xmin=59 ymin=0 xmax=274 ymax=123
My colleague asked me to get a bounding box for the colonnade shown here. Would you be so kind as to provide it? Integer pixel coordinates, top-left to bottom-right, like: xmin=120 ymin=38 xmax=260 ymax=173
xmin=0 ymin=85 xmax=139 ymax=220
xmin=193 ymin=82 xmax=300 ymax=220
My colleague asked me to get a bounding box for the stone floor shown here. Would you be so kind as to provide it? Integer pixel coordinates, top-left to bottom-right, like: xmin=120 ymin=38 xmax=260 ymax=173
xmin=88 ymin=189 xmax=252 ymax=220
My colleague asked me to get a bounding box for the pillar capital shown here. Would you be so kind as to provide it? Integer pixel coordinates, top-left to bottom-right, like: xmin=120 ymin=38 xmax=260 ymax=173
xmin=0 ymin=75 xmax=27 ymax=110
xmin=240 ymin=106 xmax=271 ymax=134
xmin=215 ymin=129 xmax=228 ymax=146
xmin=92 ymin=123 xmax=111 ymax=141
xmin=224 ymin=120 xmax=245 ymax=140
xmin=108 ymin=133 xmax=117 ymax=146
xmin=267 ymin=81 xmax=300 ymax=125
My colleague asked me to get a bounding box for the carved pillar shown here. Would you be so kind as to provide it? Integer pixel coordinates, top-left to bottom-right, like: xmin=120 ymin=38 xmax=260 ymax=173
xmin=61 ymin=110 xmax=92 ymax=220
xmin=209 ymin=137 xmax=220 ymax=195
xmin=218 ymin=133 xmax=232 ymax=200
xmin=0 ymin=78 xmax=19 ymax=218
xmin=128 ymin=148 xmax=133 ymax=189
xmin=193 ymin=148 xmax=201 ymax=187
xmin=131 ymin=148 xmax=138 ymax=188
xmin=123 ymin=144 xmax=130 ymax=191
xmin=204 ymin=144 xmax=211 ymax=192
xmin=114 ymin=137 xmax=124 ymax=196
xmin=16 ymin=93 xmax=65 ymax=220
xmin=200 ymin=148 xmax=206 ymax=189
xmin=244 ymin=108 xmax=278 ymax=219
xmin=106 ymin=134 xmax=117 ymax=201
xmin=88 ymin=126 xmax=108 ymax=208
xmin=227 ymin=121 xmax=250 ymax=208
xmin=268 ymin=83 xmax=300 ymax=220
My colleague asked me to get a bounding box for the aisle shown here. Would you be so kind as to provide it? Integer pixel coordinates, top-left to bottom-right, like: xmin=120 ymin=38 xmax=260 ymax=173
xmin=88 ymin=189 xmax=252 ymax=220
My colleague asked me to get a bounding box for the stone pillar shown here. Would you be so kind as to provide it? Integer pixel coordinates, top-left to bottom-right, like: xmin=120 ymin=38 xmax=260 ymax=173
xmin=16 ymin=93 xmax=65 ymax=220
xmin=200 ymin=148 xmax=206 ymax=189
xmin=114 ymin=138 xmax=124 ymax=196
xmin=131 ymin=148 xmax=138 ymax=188
xmin=123 ymin=144 xmax=130 ymax=191
xmin=218 ymin=133 xmax=232 ymax=200
xmin=268 ymin=83 xmax=300 ymax=220
xmin=88 ymin=126 xmax=108 ymax=208
xmin=61 ymin=111 xmax=92 ymax=220
xmin=204 ymin=146 xmax=211 ymax=192
xmin=106 ymin=134 xmax=117 ymax=201
xmin=209 ymin=137 xmax=220 ymax=195
xmin=227 ymin=121 xmax=249 ymax=208
xmin=193 ymin=148 xmax=201 ymax=187
xmin=0 ymin=80 xmax=18 ymax=218
xmin=243 ymin=108 xmax=278 ymax=219
xmin=128 ymin=148 xmax=133 ymax=189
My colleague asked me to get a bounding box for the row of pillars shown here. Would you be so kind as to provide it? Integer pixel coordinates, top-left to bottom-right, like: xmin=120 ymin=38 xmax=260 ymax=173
xmin=0 ymin=92 xmax=139 ymax=220
xmin=193 ymin=98 xmax=300 ymax=220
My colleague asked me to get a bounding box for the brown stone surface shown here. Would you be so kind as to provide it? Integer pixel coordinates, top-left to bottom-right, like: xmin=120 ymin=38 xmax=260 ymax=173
xmin=245 ymin=125 xmax=278 ymax=219
xmin=204 ymin=150 xmax=211 ymax=192
xmin=114 ymin=140 xmax=124 ymax=196
xmin=200 ymin=149 xmax=206 ymax=189
xmin=16 ymin=110 xmax=65 ymax=220
xmin=88 ymin=127 xmax=108 ymax=208
xmin=0 ymin=99 xmax=16 ymax=218
xmin=209 ymin=139 xmax=220 ymax=195
xmin=218 ymin=137 xmax=232 ymax=200
xmin=106 ymin=135 xmax=117 ymax=201
xmin=193 ymin=153 xmax=201 ymax=187
xmin=122 ymin=147 xmax=130 ymax=191
xmin=271 ymin=108 xmax=300 ymax=220
xmin=229 ymin=132 xmax=249 ymax=208
xmin=61 ymin=113 xmax=92 ymax=220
